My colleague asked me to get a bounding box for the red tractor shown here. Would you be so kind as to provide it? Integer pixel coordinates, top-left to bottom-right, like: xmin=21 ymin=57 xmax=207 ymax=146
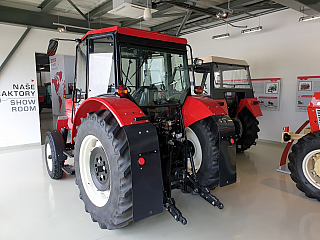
xmin=282 ymin=92 xmax=320 ymax=201
xmin=38 ymin=82 xmax=52 ymax=112
xmin=45 ymin=27 xmax=237 ymax=229
xmin=191 ymin=56 xmax=262 ymax=152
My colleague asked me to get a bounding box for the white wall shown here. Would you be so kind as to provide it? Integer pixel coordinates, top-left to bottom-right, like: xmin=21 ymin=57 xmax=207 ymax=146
xmin=185 ymin=9 xmax=320 ymax=142
xmin=0 ymin=23 xmax=81 ymax=148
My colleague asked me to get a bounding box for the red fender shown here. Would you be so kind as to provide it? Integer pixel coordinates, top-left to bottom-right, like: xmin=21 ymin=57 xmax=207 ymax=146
xmin=211 ymin=99 xmax=228 ymax=115
xmin=182 ymin=96 xmax=228 ymax=128
xmin=237 ymin=98 xmax=262 ymax=117
xmin=70 ymin=97 xmax=147 ymax=143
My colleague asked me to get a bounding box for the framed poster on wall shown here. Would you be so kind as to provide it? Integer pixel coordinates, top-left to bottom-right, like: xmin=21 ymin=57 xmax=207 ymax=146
xmin=296 ymin=76 xmax=320 ymax=112
xmin=252 ymin=78 xmax=281 ymax=111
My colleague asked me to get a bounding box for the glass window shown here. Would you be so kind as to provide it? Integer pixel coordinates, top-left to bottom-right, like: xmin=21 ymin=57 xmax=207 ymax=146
xmin=213 ymin=63 xmax=251 ymax=89
xmin=88 ymin=37 xmax=115 ymax=97
xmin=76 ymin=41 xmax=87 ymax=99
xmin=193 ymin=66 xmax=210 ymax=95
xmin=121 ymin=46 xmax=190 ymax=106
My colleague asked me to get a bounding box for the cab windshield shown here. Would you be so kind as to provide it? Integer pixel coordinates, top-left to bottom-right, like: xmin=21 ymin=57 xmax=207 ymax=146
xmin=213 ymin=63 xmax=251 ymax=89
xmin=121 ymin=45 xmax=190 ymax=106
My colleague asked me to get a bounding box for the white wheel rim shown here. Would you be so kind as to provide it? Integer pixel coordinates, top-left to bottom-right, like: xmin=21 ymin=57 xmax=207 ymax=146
xmin=185 ymin=127 xmax=202 ymax=173
xmin=302 ymin=149 xmax=320 ymax=190
xmin=79 ymin=135 xmax=110 ymax=207
xmin=46 ymin=142 xmax=53 ymax=172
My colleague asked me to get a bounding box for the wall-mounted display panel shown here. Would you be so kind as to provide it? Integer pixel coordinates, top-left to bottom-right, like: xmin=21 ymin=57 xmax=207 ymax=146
xmin=296 ymin=76 xmax=320 ymax=112
xmin=252 ymin=78 xmax=281 ymax=111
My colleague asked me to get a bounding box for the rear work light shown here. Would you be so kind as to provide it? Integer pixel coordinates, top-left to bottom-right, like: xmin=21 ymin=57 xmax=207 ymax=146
xmin=217 ymin=101 xmax=224 ymax=106
xmin=116 ymin=85 xmax=128 ymax=97
xmin=194 ymin=86 xmax=203 ymax=95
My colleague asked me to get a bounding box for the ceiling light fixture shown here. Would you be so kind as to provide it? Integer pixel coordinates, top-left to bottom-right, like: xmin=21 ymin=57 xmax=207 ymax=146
xmin=216 ymin=12 xmax=228 ymax=19
xmin=212 ymin=33 xmax=230 ymax=40
xmin=241 ymin=26 xmax=262 ymax=34
xmin=53 ymin=23 xmax=93 ymax=31
xmin=143 ymin=0 xmax=152 ymax=21
xmin=57 ymin=27 xmax=66 ymax=33
xmin=144 ymin=7 xmax=152 ymax=20
xmin=299 ymin=15 xmax=320 ymax=22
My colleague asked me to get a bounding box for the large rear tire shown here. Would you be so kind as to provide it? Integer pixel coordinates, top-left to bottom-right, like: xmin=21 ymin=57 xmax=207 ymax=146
xmin=74 ymin=109 xmax=133 ymax=229
xmin=288 ymin=131 xmax=320 ymax=201
xmin=236 ymin=107 xmax=260 ymax=152
xmin=186 ymin=117 xmax=219 ymax=190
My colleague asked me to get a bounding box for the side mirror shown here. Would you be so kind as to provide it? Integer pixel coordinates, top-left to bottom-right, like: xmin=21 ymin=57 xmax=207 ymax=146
xmin=47 ymin=39 xmax=58 ymax=56
xmin=74 ymin=88 xmax=82 ymax=103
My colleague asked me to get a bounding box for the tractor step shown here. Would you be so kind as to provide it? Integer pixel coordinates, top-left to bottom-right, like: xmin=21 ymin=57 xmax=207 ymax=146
xmin=63 ymin=150 xmax=74 ymax=158
xmin=62 ymin=164 xmax=75 ymax=175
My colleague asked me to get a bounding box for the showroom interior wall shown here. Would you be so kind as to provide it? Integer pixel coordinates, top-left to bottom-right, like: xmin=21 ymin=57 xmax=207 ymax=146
xmin=0 ymin=23 xmax=81 ymax=149
xmin=185 ymin=9 xmax=320 ymax=142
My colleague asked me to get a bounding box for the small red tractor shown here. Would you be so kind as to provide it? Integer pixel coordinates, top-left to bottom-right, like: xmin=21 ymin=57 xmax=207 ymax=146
xmin=190 ymin=56 xmax=262 ymax=152
xmin=38 ymin=82 xmax=52 ymax=112
xmin=45 ymin=27 xmax=237 ymax=229
xmin=282 ymin=92 xmax=320 ymax=201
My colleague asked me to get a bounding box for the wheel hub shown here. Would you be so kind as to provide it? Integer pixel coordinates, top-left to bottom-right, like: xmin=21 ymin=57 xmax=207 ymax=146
xmin=90 ymin=147 xmax=110 ymax=191
xmin=313 ymin=154 xmax=320 ymax=177
xmin=185 ymin=127 xmax=202 ymax=173
xmin=303 ymin=150 xmax=320 ymax=190
xmin=46 ymin=142 xmax=53 ymax=172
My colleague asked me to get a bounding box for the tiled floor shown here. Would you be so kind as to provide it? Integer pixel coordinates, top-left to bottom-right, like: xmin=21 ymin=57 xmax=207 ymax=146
xmin=0 ymin=140 xmax=319 ymax=240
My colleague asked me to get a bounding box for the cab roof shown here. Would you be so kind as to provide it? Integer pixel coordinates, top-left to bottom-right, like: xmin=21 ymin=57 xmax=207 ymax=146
xmin=198 ymin=56 xmax=249 ymax=66
xmin=81 ymin=26 xmax=187 ymax=45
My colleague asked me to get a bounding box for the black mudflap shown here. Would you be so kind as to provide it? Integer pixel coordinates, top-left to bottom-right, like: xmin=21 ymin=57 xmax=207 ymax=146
xmin=211 ymin=115 xmax=237 ymax=187
xmin=123 ymin=123 xmax=163 ymax=222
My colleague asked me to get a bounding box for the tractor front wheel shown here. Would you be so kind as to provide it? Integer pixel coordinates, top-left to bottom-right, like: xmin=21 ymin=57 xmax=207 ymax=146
xmin=288 ymin=131 xmax=320 ymax=201
xmin=45 ymin=132 xmax=64 ymax=179
xmin=74 ymin=110 xmax=133 ymax=229
xmin=186 ymin=117 xmax=219 ymax=190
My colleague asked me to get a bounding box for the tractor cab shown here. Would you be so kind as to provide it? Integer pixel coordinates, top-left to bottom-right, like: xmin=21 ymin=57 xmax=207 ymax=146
xmin=73 ymin=27 xmax=190 ymax=111
xmin=191 ymin=56 xmax=262 ymax=152
xmin=192 ymin=56 xmax=254 ymax=118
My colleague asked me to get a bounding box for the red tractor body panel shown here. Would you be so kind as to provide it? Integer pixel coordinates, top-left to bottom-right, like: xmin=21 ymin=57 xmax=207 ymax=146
xmin=56 ymin=116 xmax=68 ymax=132
xmin=307 ymin=92 xmax=320 ymax=132
xmin=237 ymin=98 xmax=262 ymax=117
xmin=65 ymin=98 xmax=74 ymax=129
xmin=69 ymin=96 xmax=147 ymax=143
xmin=81 ymin=26 xmax=187 ymax=44
xmin=211 ymin=99 xmax=228 ymax=114
xmin=182 ymin=96 xmax=228 ymax=128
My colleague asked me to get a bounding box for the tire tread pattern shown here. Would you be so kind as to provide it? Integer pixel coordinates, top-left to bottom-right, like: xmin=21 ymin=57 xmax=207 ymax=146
xmin=288 ymin=131 xmax=320 ymax=202
xmin=237 ymin=107 xmax=260 ymax=152
xmin=74 ymin=109 xmax=133 ymax=229
xmin=45 ymin=134 xmax=64 ymax=179
xmin=190 ymin=117 xmax=219 ymax=190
